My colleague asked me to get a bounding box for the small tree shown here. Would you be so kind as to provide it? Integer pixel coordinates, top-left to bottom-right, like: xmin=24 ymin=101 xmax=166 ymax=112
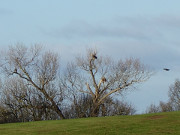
xmin=146 ymin=101 xmax=173 ymax=114
xmin=146 ymin=79 xmax=180 ymax=114
xmin=169 ymin=79 xmax=180 ymax=110
xmin=146 ymin=104 xmax=160 ymax=113
xmin=62 ymin=48 xmax=153 ymax=117
xmin=108 ymin=100 xmax=136 ymax=116
xmin=63 ymin=94 xmax=93 ymax=119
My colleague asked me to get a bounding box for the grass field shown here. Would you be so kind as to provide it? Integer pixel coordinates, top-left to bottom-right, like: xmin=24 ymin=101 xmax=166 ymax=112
xmin=0 ymin=111 xmax=180 ymax=135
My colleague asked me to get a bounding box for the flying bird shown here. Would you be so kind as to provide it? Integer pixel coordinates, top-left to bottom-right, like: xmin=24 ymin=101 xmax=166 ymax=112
xmin=163 ymin=68 xmax=170 ymax=71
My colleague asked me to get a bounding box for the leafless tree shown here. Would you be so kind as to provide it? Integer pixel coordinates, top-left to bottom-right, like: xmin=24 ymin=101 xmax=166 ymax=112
xmin=0 ymin=102 xmax=18 ymax=124
xmin=105 ymin=100 xmax=136 ymax=116
xmin=62 ymin=48 xmax=153 ymax=117
xmin=0 ymin=77 xmax=63 ymax=122
xmin=0 ymin=44 xmax=65 ymax=119
xmin=146 ymin=101 xmax=174 ymax=114
xmin=146 ymin=104 xmax=160 ymax=113
xmin=169 ymin=79 xmax=180 ymax=110
xmin=63 ymin=94 xmax=93 ymax=119
xmin=146 ymin=79 xmax=180 ymax=114
xmin=159 ymin=101 xmax=173 ymax=112
xmin=63 ymin=94 xmax=136 ymax=118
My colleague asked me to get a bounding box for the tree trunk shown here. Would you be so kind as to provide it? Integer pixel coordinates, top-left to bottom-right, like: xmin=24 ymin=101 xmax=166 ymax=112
xmin=91 ymin=103 xmax=100 ymax=117
xmin=52 ymin=101 xmax=65 ymax=119
xmin=41 ymin=89 xmax=65 ymax=119
xmin=101 ymin=104 xmax=106 ymax=116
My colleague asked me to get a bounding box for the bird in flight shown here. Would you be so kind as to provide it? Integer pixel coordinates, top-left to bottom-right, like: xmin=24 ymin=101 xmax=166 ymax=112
xmin=163 ymin=68 xmax=170 ymax=71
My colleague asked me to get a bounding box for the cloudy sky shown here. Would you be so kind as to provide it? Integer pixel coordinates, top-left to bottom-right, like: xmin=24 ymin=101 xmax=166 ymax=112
xmin=1 ymin=0 xmax=180 ymax=113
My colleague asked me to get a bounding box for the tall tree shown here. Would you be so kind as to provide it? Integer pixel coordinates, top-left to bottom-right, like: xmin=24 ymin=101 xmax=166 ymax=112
xmin=62 ymin=48 xmax=153 ymax=117
xmin=0 ymin=44 xmax=65 ymax=119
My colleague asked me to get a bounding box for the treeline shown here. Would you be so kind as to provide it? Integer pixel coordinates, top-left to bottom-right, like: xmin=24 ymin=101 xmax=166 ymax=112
xmin=146 ymin=79 xmax=180 ymax=113
xmin=0 ymin=44 xmax=152 ymax=124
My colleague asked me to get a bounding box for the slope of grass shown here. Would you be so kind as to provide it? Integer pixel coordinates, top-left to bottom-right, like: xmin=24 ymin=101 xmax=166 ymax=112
xmin=0 ymin=111 xmax=180 ymax=135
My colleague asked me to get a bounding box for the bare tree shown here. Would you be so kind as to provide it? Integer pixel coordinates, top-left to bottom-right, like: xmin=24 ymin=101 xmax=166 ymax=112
xmin=169 ymin=79 xmax=180 ymax=110
xmin=62 ymin=48 xmax=153 ymax=117
xmin=63 ymin=94 xmax=136 ymax=118
xmin=0 ymin=77 xmax=62 ymax=122
xmin=146 ymin=79 xmax=180 ymax=114
xmin=106 ymin=100 xmax=136 ymax=116
xmin=0 ymin=44 xmax=65 ymax=119
xmin=63 ymin=94 xmax=93 ymax=119
xmin=146 ymin=101 xmax=174 ymax=114
xmin=159 ymin=101 xmax=173 ymax=112
xmin=146 ymin=104 xmax=160 ymax=113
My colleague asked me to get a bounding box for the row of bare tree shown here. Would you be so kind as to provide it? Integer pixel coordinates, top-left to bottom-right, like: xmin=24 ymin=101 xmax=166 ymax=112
xmin=146 ymin=79 xmax=180 ymax=113
xmin=0 ymin=44 xmax=152 ymax=123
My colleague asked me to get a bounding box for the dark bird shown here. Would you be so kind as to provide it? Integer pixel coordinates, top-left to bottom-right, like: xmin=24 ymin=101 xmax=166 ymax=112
xmin=101 ymin=77 xmax=107 ymax=83
xmin=92 ymin=54 xmax=97 ymax=59
xmin=14 ymin=68 xmax=17 ymax=73
xmin=163 ymin=68 xmax=170 ymax=71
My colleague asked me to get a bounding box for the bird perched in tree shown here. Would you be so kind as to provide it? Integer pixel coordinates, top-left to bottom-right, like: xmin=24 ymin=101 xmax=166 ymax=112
xmin=101 ymin=77 xmax=107 ymax=83
xmin=14 ymin=68 xmax=17 ymax=73
xmin=91 ymin=53 xmax=97 ymax=59
xmin=163 ymin=68 xmax=170 ymax=71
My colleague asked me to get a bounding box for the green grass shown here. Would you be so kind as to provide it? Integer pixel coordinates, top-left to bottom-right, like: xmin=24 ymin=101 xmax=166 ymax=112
xmin=0 ymin=111 xmax=180 ymax=135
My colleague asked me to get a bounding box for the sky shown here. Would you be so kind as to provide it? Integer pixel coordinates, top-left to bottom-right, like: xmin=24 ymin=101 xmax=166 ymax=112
xmin=1 ymin=0 xmax=180 ymax=113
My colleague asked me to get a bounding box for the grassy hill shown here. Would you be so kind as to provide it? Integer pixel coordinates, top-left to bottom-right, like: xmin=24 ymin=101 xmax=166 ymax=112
xmin=0 ymin=111 xmax=180 ymax=135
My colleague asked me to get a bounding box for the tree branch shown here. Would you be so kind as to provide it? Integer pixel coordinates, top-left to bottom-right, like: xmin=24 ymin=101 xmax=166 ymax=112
xmin=86 ymin=83 xmax=95 ymax=97
xmin=98 ymin=80 xmax=137 ymax=105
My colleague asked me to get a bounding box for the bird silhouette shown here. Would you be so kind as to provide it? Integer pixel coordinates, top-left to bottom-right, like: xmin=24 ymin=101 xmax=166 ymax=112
xmin=91 ymin=54 xmax=97 ymax=59
xmin=163 ymin=68 xmax=170 ymax=71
